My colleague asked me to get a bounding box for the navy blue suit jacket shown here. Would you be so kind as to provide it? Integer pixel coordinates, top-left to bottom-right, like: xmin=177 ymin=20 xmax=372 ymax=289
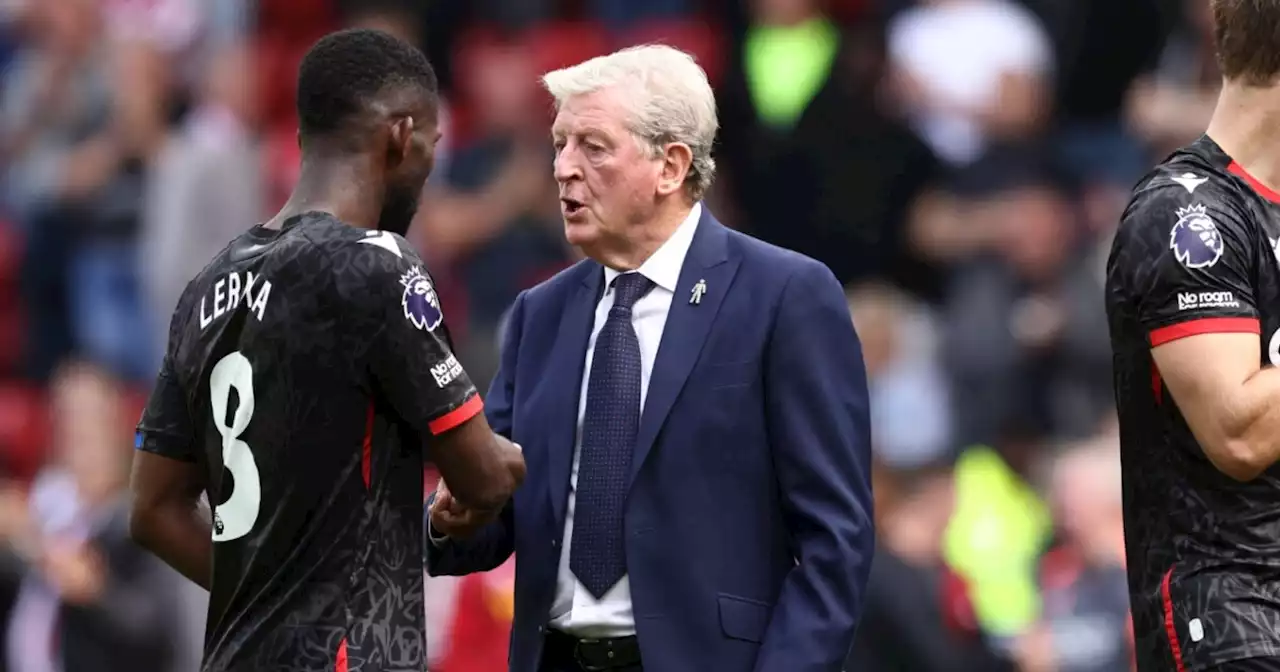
xmin=427 ymin=209 xmax=874 ymax=672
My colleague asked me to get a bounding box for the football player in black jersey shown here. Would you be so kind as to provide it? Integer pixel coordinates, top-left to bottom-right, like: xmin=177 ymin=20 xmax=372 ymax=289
xmin=1107 ymin=2 xmax=1280 ymax=671
xmin=127 ymin=29 xmax=525 ymax=671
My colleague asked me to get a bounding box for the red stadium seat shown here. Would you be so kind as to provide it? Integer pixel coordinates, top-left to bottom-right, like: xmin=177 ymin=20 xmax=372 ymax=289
xmin=0 ymin=218 xmax=20 ymax=286
xmin=610 ymin=18 xmax=725 ymax=86
xmin=0 ymin=386 xmax=50 ymax=483
xmin=0 ymin=219 xmax=24 ymax=375
xmin=519 ymin=21 xmax=611 ymax=77
xmin=258 ymin=0 xmax=336 ymax=40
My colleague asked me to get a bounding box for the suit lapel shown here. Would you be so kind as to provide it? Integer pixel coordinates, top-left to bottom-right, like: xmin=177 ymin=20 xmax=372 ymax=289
xmin=547 ymin=265 xmax=602 ymax=528
xmin=631 ymin=212 xmax=739 ymax=483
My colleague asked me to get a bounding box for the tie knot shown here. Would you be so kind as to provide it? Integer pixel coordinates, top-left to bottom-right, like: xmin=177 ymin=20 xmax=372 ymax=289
xmin=611 ymin=273 xmax=653 ymax=310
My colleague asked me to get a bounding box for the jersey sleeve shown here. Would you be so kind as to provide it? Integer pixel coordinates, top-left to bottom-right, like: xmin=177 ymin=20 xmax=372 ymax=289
xmin=136 ymin=320 xmax=198 ymax=462
xmin=338 ymin=232 xmax=482 ymax=436
xmin=1108 ymin=179 xmax=1260 ymax=347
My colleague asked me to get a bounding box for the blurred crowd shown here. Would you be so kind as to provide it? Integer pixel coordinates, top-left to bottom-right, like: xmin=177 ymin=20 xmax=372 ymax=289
xmin=0 ymin=0 xmax=1211 ymax=669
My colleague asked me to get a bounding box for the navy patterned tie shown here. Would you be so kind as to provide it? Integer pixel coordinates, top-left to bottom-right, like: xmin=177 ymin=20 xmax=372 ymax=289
xmin=571 ymin=272 xmax=653 ymax=598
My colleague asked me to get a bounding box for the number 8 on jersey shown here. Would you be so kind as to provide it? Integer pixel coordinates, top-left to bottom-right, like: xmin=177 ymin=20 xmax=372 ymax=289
xmin=210 ymin=351 xmax=261 ymax=542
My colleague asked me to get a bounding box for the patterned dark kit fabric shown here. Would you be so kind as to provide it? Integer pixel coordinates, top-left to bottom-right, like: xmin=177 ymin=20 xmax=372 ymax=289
xmin=137 ymin=212 xmax=480 ymax=671
xmin=1108 ymin=136 xmax=1280 ymax=671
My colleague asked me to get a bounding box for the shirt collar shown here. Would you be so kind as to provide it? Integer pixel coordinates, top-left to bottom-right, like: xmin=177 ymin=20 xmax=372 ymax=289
xmin=603 ymin=202 xmax=702 ymax=293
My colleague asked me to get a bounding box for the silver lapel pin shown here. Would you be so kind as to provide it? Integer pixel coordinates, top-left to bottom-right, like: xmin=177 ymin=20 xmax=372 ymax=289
xmin=690 ymin=278 xmax=707 ymax=305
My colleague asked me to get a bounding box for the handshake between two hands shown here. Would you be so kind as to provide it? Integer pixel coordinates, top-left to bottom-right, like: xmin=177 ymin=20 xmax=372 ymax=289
xmin=430 ymin=436 xmax=524 ymax=540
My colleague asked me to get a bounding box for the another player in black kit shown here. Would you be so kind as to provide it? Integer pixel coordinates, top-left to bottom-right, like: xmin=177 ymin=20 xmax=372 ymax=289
xmin=1107 ymin=3 xmax=1280 ymax=671
xmin=127 ymin=29 xmax=525 ymax=672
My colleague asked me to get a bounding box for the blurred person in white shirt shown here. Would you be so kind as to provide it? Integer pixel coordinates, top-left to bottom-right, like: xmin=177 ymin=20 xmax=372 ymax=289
xmin=887 ymin=0 xmax=1053 ymax=167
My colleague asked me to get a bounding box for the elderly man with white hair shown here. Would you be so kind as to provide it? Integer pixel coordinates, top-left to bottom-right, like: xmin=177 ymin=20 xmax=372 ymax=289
xmin=426 ymin=44 xmax=874 ymax=672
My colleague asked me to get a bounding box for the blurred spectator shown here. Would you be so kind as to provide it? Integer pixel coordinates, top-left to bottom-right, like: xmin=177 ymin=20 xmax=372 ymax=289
xmin=0 ymin=362 xmax=200 ymax=672
xmin=7 ymin=0 xmax=200 ymax=383
xmin=943 ymin=440 xmax=1051 ymax=645
xmin=65 ymin=0 xmax=198 ymax=383
xmin=718 ymin=0 xmax=940 ymax=296
xmin=847 ymin=281 xmax=952 ymax=468
xmin=0 ymin=0 xmax=108 ymax=220
xmin=1039 ymin=0 xmax=1163 ymax=188
xmin=848 ymin=459 xmax=1013 ymax=671
xmin=1126 ymin=0 xmax=1220 ymax=159
xmin=1015 ymin=433 xmax=1131 ymax=672
xmin=887 ymin=0 xmax=1052 ymax=168
xmin=929 ymin=150 xmax=1111 ymax=446
xmin=140 ymin=39 xmax=261 ymax=366
xmin=3 ymin=0 xmax=108 ymax=379
xmin=415 ymin=33 xmax=569 ymax=385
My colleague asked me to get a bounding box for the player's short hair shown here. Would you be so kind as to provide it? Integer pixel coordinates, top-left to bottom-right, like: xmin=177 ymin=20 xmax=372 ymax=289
xmin=1212 ymin=0 xmax=1280 ymax=85
xmin=296 ymin=28 xmax=438 ymax=141
xmin=542 ymin=44 xmax=718 ymax=200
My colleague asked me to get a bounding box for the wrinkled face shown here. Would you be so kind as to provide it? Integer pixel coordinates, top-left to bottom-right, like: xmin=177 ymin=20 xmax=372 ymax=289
xmin=380 ymin=97 xmax=441 ymax=236
xmin=552 ymin=88 xmax=664 ymax=251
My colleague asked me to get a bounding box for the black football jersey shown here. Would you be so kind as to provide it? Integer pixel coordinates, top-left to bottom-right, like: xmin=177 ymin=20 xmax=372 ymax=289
xmin=135 ymin=212 xmax=481 ymax=671
xmin=1107 ymin=136 xmax=1280 ymax=671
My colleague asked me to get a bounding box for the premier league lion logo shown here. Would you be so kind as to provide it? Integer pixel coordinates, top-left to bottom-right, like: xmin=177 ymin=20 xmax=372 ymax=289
xmin=1170 ymin=203 xmax=1224 ymax=269
xmin=400 ymin=266 xmax=443 ymax=331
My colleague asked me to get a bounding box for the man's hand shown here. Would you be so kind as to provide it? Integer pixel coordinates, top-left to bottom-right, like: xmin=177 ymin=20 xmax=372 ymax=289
xmin=41 ymin=539 xmax=106 ymax=605
xmin=431 ymin=439 xmax=522 ymax=540
xmin=429 ymin=479 xmax=499 ymax=540
xmin=498 ymin=435 xmax=527 ymax=491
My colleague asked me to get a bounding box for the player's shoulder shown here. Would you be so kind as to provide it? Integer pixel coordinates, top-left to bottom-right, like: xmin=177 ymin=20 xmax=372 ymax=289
xmin=291 ymin=217 xmax=427 ymax=297
xmin=1125 ymin=143 xmax=1250 ymax=226
xmin=1117 ymin=148 xmax=1256 ymax=254
xmin=294 ymin=214 xmax=420 ymax=267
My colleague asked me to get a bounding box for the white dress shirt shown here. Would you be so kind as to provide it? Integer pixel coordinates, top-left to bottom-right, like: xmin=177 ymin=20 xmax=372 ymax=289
xmin=549 ymin=203 xmax=702 ymax=638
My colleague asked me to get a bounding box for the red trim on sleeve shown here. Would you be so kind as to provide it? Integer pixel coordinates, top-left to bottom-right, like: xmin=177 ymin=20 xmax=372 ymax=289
xmin=1161 ymin=567 xmax=1187 ymax=672
xmin=1229 ymin=161 xmax=1280 ymax=204
xmin=361 ymin=402 xmax=374 ymax=489
xmin=1148 ymin=317 xmax=1259 ymax=346
xmin=428 ymin=395 xmax=484 ymax=435
xmin=335 ymin=637 xmax=349 ymax=672
xmin=1151 ymin=362 xmax=1163 ymax=406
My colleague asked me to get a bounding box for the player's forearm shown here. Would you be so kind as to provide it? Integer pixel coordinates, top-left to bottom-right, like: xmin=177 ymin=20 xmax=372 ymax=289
xmin=434 ymin=429 xmax=525 ymax=511
xmin=1215 ymin=366 xmax=1280 ymax=479
xmin=447 ymin=443 xmax=524 ymax=512
xmin=129 ymin=501 xmax=212 ymax=591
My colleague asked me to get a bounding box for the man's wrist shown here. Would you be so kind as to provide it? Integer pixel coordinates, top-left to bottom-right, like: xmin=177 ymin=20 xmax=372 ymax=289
xmin=427 ymin=519 xmax=449 ymax=547
xmin=424 ymin=494 xmax=449 ymax=547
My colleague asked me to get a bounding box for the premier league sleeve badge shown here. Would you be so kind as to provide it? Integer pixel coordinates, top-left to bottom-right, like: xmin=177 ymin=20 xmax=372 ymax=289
xmin=1170 ymin=203 xmax=1225 ymax=269
xmin=400 ymin=266 xmax=444 ymax=331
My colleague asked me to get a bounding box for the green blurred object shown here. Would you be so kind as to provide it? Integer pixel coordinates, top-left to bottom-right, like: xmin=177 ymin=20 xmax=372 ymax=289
xmin=944 ymin=445 xmax=1052 ymax=637
xmin=743 ymin=18 xmax=839 ymax=130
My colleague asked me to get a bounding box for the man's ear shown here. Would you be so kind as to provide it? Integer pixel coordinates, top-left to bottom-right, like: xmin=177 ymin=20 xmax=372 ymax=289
xmin=388 ymin=116 xmax=415 ymax=166
xmin=656 ymin=142 xmax=693 ymax=198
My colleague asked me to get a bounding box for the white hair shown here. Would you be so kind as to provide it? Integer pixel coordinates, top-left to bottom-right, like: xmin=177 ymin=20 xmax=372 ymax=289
xmin=542 ymin=44 xmax=718 ymax=200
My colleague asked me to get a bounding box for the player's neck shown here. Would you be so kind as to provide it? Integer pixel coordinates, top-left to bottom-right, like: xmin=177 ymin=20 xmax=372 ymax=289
xmin=1207 ymin=81 xmax=1280 ymax=193
xmin=267 ymin=157 xmax=382 ymax=231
